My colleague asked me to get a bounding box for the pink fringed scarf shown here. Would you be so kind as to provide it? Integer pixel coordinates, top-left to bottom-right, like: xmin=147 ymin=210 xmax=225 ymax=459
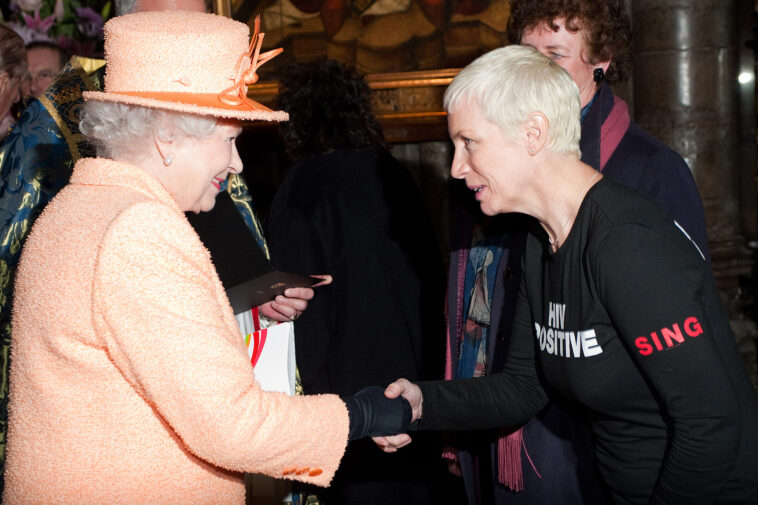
xmin=443 ymin=248 xmax=540 ymax=491
xmin=497 ymin=427 xmax=541 ymax=491
xmin=443 ymin=320 xmax=540 ymax=490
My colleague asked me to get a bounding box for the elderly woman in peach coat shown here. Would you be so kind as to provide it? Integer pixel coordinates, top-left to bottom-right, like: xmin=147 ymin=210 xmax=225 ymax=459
xmin=2 ymin=11 xmax=408 ymax=505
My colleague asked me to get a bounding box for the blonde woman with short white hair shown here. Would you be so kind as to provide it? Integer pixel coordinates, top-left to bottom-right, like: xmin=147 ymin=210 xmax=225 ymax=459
xmin=374 ymin=45 xmax=758 ymax=505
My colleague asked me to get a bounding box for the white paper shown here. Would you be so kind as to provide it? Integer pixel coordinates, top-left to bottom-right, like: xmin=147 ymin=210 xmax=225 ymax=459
xmin=235 ymin=310 xmax=296 ymax=395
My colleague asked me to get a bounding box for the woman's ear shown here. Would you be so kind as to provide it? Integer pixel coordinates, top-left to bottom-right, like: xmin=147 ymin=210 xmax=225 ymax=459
xmin=524 ymin=112 xmax=549 ymax=156
xmin=592 ymin=58 xmax=612 ymax=82
xmin=153 ymin=117 xmax=177 ymax=164
xmin=597 ymin=58 xmax=611 ymax=74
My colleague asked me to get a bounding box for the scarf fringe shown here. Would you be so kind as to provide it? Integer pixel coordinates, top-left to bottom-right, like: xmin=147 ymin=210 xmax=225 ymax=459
xmin=497 ymin=427 xmax=541 ymax=492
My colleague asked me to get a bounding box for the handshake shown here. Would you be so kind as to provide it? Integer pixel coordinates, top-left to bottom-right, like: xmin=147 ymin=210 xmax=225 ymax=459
xmin=342 ymin=383 xmax=414 ymax=441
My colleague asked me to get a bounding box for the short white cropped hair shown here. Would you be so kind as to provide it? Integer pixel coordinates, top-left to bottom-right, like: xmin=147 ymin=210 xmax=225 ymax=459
xmin=80 ymin=101 xmax=218 ymax=159
xmin=444 ymin=45 xmax=582 ymax=157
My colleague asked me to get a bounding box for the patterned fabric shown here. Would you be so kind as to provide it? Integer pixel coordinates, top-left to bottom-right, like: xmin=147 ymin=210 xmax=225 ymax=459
xmin=0 ymin=56 xmax=273 ymax=495
xmin=456 ymin=226 xmax=506 ymax=381
xmin=228 ymin=173 xmax=270 ymax=259
xmin=0 ymin=115 xmax=15 ymax=142
xmin=40 ymin=58 xmax=104 ymax=162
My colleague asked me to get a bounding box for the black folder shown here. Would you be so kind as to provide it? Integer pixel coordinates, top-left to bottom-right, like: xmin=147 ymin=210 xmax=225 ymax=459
xmin=186 ymin=191 xmax=319 ymax=313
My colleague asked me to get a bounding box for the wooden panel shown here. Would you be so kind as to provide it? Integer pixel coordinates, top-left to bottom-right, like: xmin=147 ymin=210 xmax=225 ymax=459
xmin=245 ymin=67 xmax=459 ymax=143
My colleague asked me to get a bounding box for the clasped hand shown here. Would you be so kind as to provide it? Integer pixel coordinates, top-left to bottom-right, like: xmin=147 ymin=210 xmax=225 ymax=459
xmin=371 ymin=378 xmax=423 ymax=453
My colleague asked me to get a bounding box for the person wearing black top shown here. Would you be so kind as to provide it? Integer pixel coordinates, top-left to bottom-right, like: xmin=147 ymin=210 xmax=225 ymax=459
xmin=374 ymin=45 xmax=758 ymax=505
xmin=267 ymin=59 xmax=450 ymax=505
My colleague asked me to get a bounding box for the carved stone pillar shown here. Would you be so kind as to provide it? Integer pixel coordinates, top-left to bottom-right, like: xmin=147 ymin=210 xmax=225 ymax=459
xmin=631 ymin=0 xmax=756 ymax=387
xmin=632 ymin=0 xmax=750 ymax=282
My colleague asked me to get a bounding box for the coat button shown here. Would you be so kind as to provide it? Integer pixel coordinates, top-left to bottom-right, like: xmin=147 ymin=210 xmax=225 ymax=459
xmin=308 ymin=468 xmax=323 ymax=477
xmin=504 ymin=267 xmax=515 ymax=280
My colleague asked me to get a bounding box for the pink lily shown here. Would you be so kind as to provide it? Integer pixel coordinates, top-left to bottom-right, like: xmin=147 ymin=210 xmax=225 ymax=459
xmin=21 ymin=9 xmax=56 ymax=33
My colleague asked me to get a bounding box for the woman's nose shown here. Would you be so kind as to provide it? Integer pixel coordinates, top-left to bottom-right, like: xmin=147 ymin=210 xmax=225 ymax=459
xmin=450 ymin=151 xmax=468 ymax=179
xmin=229 ymin=144 xmax=243 ymax=174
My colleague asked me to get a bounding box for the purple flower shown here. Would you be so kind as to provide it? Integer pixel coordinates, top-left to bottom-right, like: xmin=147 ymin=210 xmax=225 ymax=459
xmin=75 ymin=6 xmax=104 ymax=38
xmin=57 ymin=34 xmax=97 ymax=58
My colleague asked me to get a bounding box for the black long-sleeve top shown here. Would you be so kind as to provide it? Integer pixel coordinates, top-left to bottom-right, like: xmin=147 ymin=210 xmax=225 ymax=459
xmin=416 ymin=178 xmax=758 ymax=505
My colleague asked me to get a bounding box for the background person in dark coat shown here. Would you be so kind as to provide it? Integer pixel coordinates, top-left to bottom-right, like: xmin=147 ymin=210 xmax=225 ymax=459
xmin=510 ymin=0 xmax=708 ymax=259
xmin=266 ymin=58 xmax=453 ymax=505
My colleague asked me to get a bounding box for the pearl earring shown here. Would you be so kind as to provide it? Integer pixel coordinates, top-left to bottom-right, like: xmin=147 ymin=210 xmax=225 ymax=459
xmin=163 ymin=154 xmax=174 ymax=166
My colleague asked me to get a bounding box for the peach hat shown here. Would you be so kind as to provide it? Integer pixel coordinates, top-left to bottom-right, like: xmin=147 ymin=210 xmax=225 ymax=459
xmin=83 ymin=11 xmax=288 ymax=122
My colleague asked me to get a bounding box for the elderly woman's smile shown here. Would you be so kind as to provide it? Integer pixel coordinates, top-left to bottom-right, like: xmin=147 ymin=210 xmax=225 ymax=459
xmin=153 ymin=121 xmax=243 ymax=214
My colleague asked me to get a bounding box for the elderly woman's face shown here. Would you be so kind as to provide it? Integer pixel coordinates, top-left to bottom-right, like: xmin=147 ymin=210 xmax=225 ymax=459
xmin=448 ymin=102 xmax=530 ymax=216
xmin=521 ymin=18 xmax=603 ymax=108
xmin=160 ymin=121 xmax=243 ymax=213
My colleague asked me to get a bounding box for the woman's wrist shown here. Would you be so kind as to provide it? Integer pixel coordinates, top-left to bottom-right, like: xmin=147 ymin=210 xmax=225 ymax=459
xmin=342 ymin=386 xmax=412 ymax=440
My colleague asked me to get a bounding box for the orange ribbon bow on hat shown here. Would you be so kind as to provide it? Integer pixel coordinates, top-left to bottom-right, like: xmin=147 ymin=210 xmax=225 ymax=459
xmin=218 ymin=15 xmax=283 ymax=108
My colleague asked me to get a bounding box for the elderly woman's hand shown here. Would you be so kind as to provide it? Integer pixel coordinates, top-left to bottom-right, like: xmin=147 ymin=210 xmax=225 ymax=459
xmin=258 ymin=274 xmax=332 ymax=322
xmin=343 ymin=386 xmax=412 ymax=441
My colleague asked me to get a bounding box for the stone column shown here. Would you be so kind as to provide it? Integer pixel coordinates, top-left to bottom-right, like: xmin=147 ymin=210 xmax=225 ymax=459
xmin=632 ymin=0 xmax=751 ymax=284
xmin=631 ymin=0 xmax=756 ymax=387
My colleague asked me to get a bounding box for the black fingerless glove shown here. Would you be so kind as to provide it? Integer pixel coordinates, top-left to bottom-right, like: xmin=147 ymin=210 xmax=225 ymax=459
xmin=342 ymin=386 xmax=412 ymax=440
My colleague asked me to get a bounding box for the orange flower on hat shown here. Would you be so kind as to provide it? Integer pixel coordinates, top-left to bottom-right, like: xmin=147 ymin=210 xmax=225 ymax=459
xmin=218 ymin=15 xmax=283 ymax=109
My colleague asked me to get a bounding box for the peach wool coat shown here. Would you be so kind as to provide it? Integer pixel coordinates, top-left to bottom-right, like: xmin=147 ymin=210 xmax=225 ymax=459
xmin=3 ymin=158 xmax=349 ymax=504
